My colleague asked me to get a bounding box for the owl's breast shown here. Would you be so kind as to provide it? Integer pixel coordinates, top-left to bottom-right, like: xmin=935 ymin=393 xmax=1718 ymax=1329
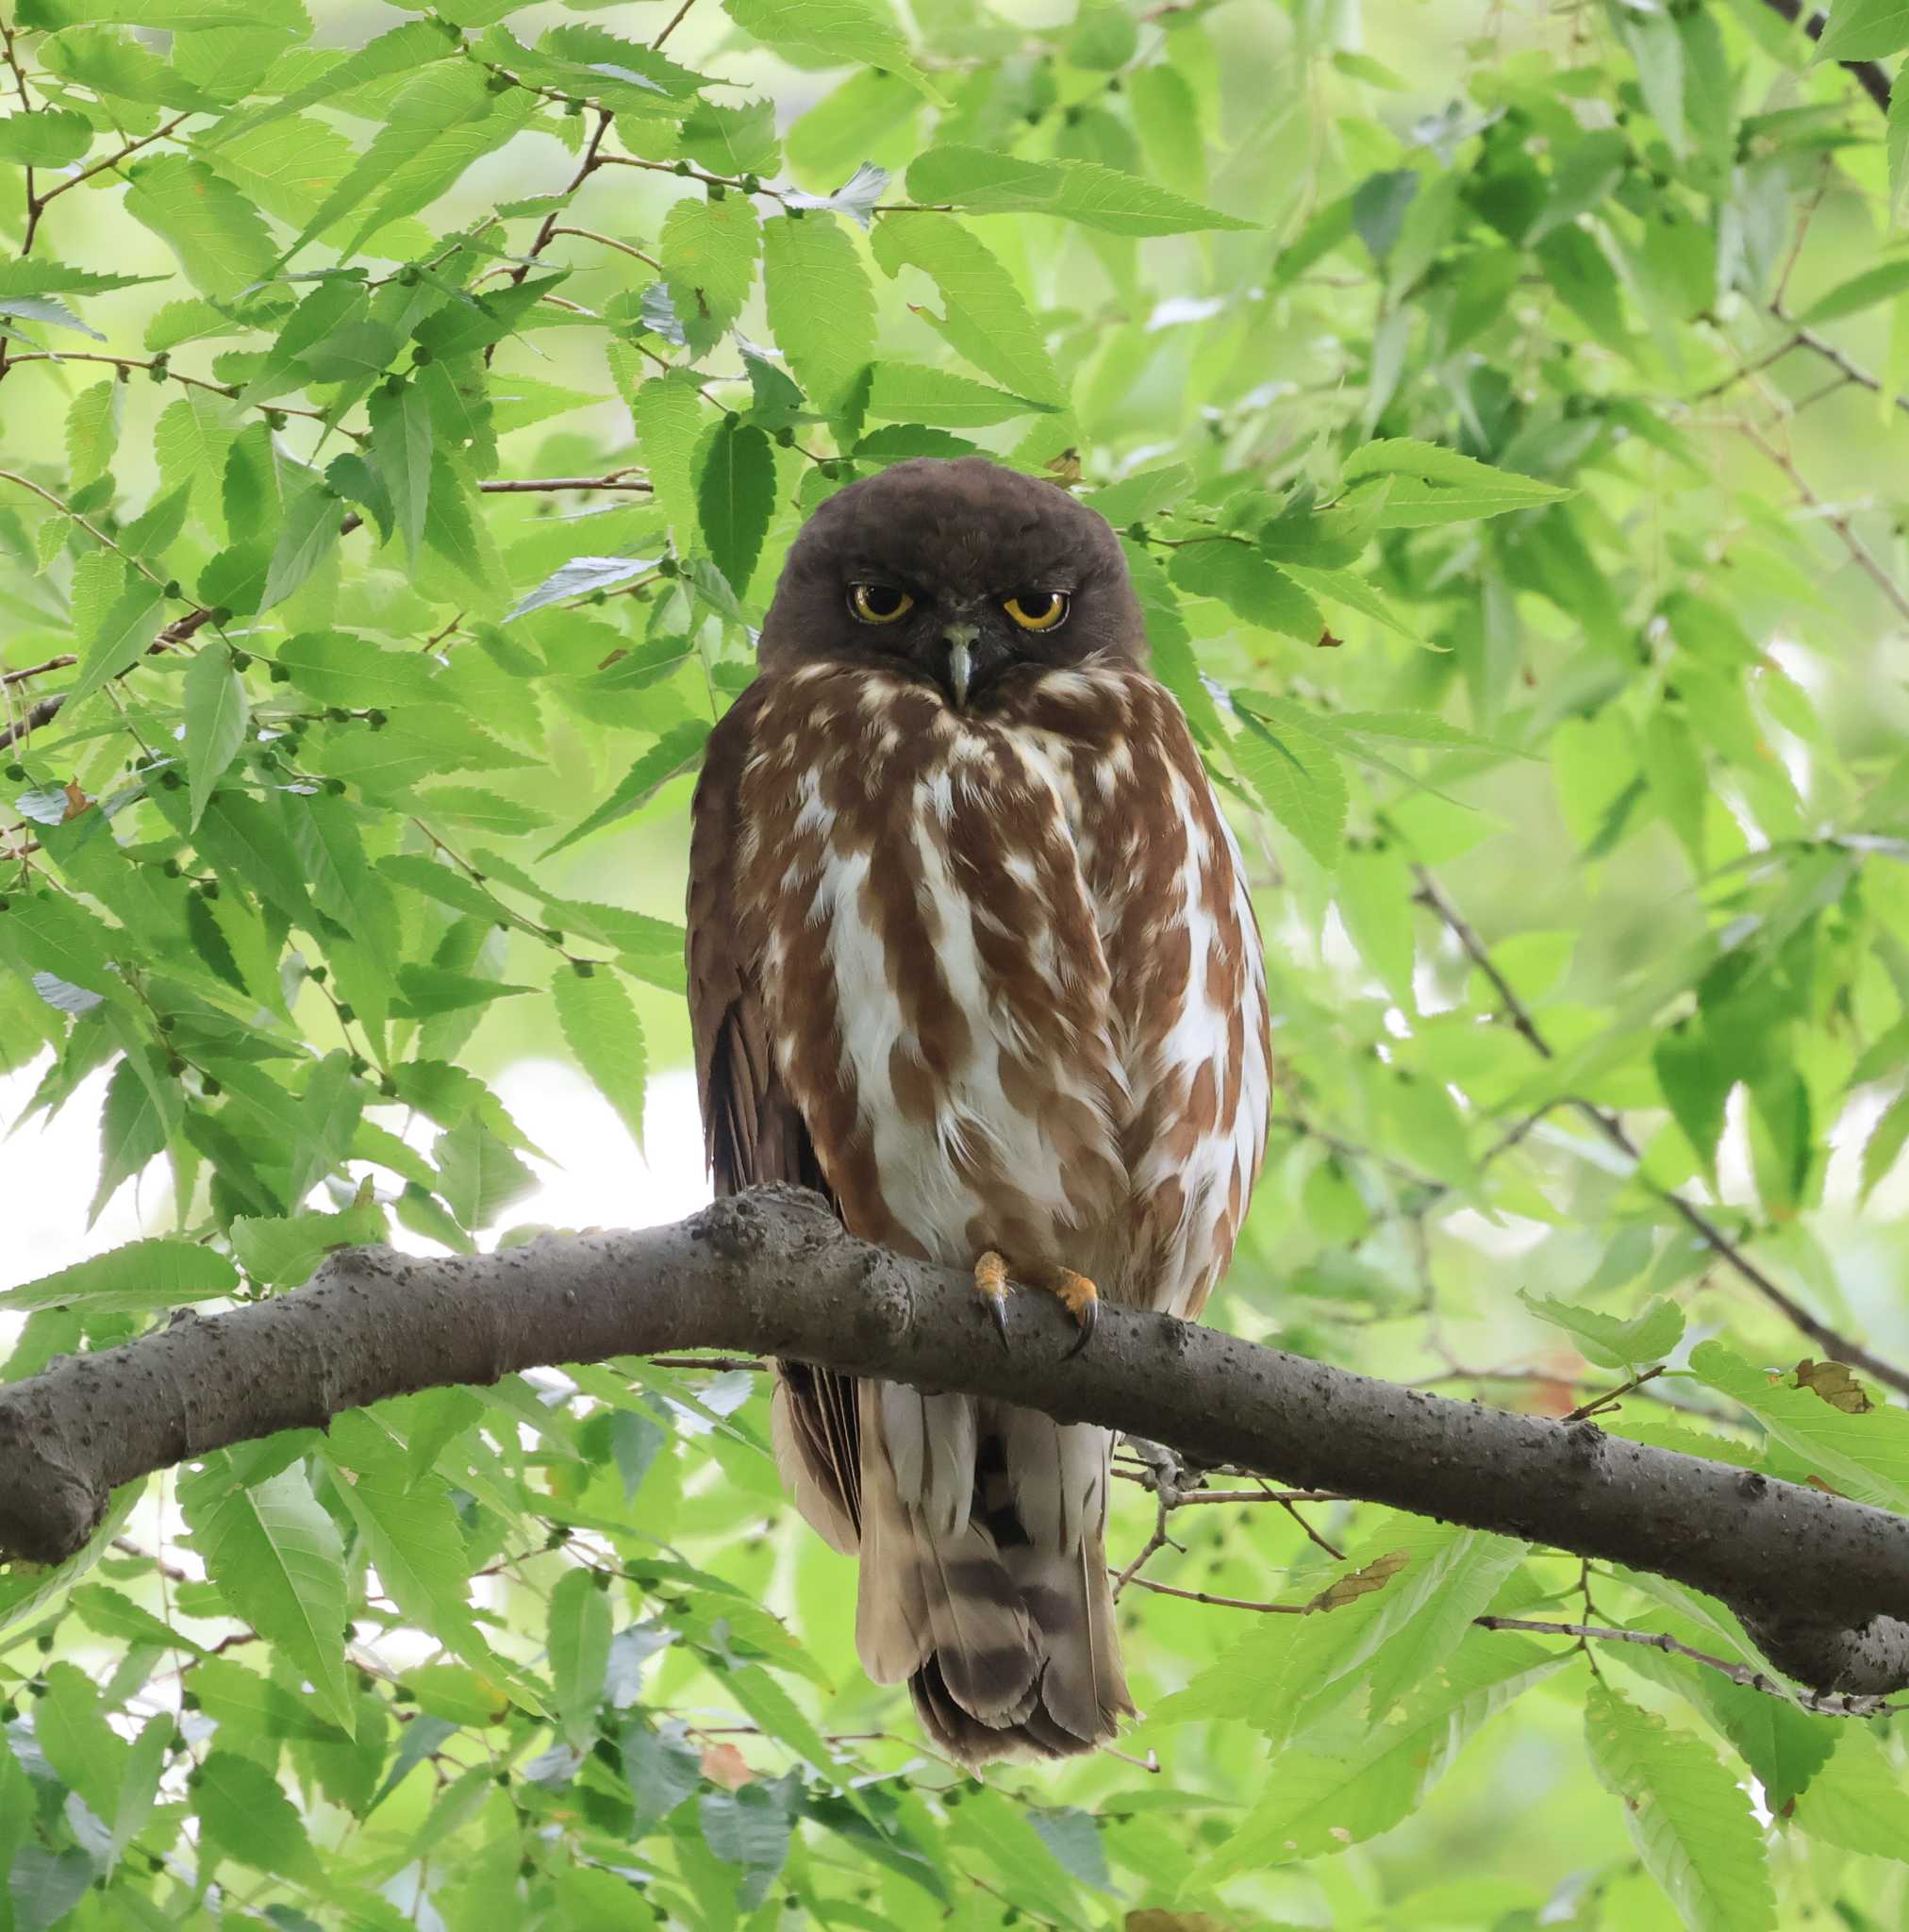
xmin=733 ymin=667 xmax=1130 ymax=1277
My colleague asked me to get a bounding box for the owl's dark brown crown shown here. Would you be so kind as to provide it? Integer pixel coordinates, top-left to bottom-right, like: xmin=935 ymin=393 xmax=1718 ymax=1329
xmin=758 ymin=457 xmax=1149 ymax=710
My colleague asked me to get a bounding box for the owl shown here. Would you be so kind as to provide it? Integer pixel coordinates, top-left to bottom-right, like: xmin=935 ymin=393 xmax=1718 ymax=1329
xmin=687 ymin=457 xmax=1270 ymax=1763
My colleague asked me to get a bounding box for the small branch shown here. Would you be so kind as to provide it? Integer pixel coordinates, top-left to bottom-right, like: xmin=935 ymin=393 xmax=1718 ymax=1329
xmin=476 ymin=473 xmax=652 ymax=494
xmin=548 ymin=226 xmax=664 ymax=271
xmin=1412 ymin=866 xmax=1909 ymax=1400
xmin=1118 ymin=1574 xmax=1308 ymax=1614
xmin=1736 ymin=422 xmax=1909 ymax=627
xmin=1473 ymin=1616 xmax=1900 ymax=1716
xmin=653 ymin=0 xmax=697 ymax=48
xmin=0 ymin=606 xmax=213 ymax=753
xmin=0 ymin=1187 xmax=1903 ymax=1698
xmin=1 ymin=655 xmax=75 ymax=685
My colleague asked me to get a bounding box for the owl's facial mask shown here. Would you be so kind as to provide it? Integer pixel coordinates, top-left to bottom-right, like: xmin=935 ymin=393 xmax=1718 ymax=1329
xmin=759 ymin=457 xmax=1149 ymax=708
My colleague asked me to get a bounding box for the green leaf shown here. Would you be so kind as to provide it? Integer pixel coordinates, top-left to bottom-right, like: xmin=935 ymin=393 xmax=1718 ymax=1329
xmin=90 ymin=1050 xmax=182 ymax=1224
xmin=193 ymin=1750 xmax=322 ymax=1878
xmin=1790 ymin=1729 xmax=1909 ymax=1859
xmin=1517 ymin=1292 xmax=1685 ymax=1371
xmin=549 ymin=1566 xmax=613 ymax=1749
xmin=762 ymin=211 xmax=875 ymax=417
xmin=179 ymin=1454 xmax=354 ymax=1733
xmin=552 ymin=964 xmax=648 ymax=1153
xmin=1340 ymin=438 xmax=1571 ymax=524
xmin=661 ymin=193 xmax=761 ymax=356
xmin=324 ymin=1409 xmax=530 ymax=1698
xmin=1583 ymin=1680 xmax=1777 ymax=1932
xmin=905 ymin=146 xmax=1254 ymax=235
xmin=722 ymin=0 xmax=946 ymax=104
xmin=35 ymin=1661 xmax=130 ymax=1821
xmin=543 ymin=717 xmax=713 ymax=857
xmin=66 ymin=580 xmax=165 ymax=708
xmin=1688 ymin=1341 xmax=1909 ymax=1510
xmin=0 ymin=1236 xmax=238 ymax=1312
xmin=1193 ymin=1635 xmax=1569 ymax=1884
xmin=275 ymin=629 xmax=440 ymax=708
xmin=1170 ymin=539 xmax=1322 ymax=641
xmin=1799 ymin=256 xmax=1909 ymax=325
xmin=870 ymin=212 xmax=1063 ymax=404
xmin=1814 ymin=0 xmax=1909 ymax=62
xmin=183 ymin=643 xmax=250 ymax=829
xmin=72 ymin=1582 xmax=208 ymax=1657
xmin=367 ymin=377 xmax=434 ymax=563
xmin=696 ymin=416 xmax=775 ymax=592
xmin=124 ymin=154 xmax=276 ymax=298
xmin=0 ymin=108 xmax=93 ymax=167
xmin=1860 ymin=1087 xmax=1909 ymax=1201
xmin=260 ymin=481 xmax=343 ymax=612
xmin=1229 ymin=693 xmax=1348 ymax=869
xmin=864 ymin=361 xmax=1055 ymax=427
xmin=229 ymin=1202 xmax=387 ymax=1289
xmin=434 ymin=1114 xmax=537 ymax=1230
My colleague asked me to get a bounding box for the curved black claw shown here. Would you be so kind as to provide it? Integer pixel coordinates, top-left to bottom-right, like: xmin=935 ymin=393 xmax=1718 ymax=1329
xmin=1064 ymin=1294 xmax=1097 ymax=1360
xmin=986 ymin=1295 xmax=1011 ymax=1348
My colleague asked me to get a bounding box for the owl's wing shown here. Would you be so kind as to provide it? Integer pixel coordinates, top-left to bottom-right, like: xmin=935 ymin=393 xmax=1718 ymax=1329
xmin=687 ymin=690 xmax=862 ymax=1552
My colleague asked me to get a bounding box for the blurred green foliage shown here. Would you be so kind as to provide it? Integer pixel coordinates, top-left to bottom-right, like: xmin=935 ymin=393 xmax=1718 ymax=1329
xmin=1 ymin=0 xmax=1908 ymax=1924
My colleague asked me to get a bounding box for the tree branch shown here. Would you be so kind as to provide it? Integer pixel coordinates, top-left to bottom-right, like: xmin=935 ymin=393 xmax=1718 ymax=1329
xmin=0 ymin=1186 xmax=1904 ymax=1698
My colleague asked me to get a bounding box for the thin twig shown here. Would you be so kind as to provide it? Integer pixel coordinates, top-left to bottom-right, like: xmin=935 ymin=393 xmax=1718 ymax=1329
xmin=1117 ymin=1573 xmax=1308 ymax=1613
xmin=1736 ymin=422 xmax=1909 ymax=626
xmin=549 ymin=226 xmax=664 ymax=271
xmin=653 ymin=0 xmax=697 ymax=48
xmin=1474 ymin=1615 xmax=1900 ymax=1715
xmin=1 ymin=655 xmax=75 ymax=685
xmin=1751 ymin=0 xmax=1891 ymax=113
xmin=1412 ymin=866 xmax=1909 ymax=1400
xmin=477 ymin=474 xmax=652 ymax=494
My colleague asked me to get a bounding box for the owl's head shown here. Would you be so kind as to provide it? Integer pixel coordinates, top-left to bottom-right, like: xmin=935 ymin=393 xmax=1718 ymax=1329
xmin=758 ymin=457 xmax=1147 ymax=710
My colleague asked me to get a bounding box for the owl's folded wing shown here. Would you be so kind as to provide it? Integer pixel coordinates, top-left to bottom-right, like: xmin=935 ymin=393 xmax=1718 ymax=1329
xmin=687 ymin=694 xmax=862 ymax=1550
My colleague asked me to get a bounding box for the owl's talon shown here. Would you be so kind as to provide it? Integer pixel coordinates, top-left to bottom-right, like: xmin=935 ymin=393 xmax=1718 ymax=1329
xmin=973 ymin=1251 xmax=1012 ymax=1349
xmin=1064 ymin=1289 xmax=1097 ymax=1358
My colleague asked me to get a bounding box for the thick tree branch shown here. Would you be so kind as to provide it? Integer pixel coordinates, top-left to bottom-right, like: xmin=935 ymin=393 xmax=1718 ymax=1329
xmin=1 ymin=1187 xmax=1904 ymax=1698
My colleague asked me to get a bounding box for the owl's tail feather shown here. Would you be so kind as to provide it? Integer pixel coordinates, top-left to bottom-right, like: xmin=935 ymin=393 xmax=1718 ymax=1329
xmin=854 ymin=1386 xmax=1132 ymax=1766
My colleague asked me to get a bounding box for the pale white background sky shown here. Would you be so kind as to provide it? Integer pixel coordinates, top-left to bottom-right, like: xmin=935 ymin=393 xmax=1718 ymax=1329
xmin=1 ymin=1056 xmax=713 ymax=1302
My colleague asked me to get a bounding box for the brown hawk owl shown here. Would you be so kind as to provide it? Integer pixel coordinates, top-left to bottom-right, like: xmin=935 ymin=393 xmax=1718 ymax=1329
xmin=687 ymin=458 xmax=1270 ymax=1763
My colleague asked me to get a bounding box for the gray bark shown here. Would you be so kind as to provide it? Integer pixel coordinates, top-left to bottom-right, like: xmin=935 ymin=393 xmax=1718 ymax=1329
xmin=1 ymin=1184 xmax=1904 ymax=1696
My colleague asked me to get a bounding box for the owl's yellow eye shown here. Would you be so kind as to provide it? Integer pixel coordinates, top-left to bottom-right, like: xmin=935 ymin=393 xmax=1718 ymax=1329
xmin=849 ymin=582 xmax=914 ymax=625
xmin=1002 ymin=590 xmax=1070 ymax=632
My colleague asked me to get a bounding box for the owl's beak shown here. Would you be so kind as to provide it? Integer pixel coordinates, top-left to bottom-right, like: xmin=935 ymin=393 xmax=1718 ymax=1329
xmin=941 ymin=623 xmax=979 ymax=709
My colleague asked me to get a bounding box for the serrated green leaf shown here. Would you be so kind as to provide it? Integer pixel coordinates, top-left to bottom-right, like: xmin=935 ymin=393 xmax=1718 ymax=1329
xmin=1688 ymin=1341 xmax=1909 ymax=1510
xmin=905 ymin=146 xmax=1253 ymax=234
xmin=763 ymin=211 xmax=874 ymax=417
xmin=552 ymin=964 xmax=647 ymax=1154
xmin=124 ymin=154 xmax=276 ymax=298
xmin=180 ymin=1454 xmax=354 ymax=1733
xmin=194 ymin=1749 xmax=322 ymax=1877
xmin=1229 ymin=692 xmax=1348 ymax=868
xmin=183 ymin=643 xmax=250 ymax=829
xmin=549 ymin=1566 xmax=612 ymax=1750
xmin=1193 ymin=1635 xmax=1569 ymax=1884
xmin=67 ymin=580 xmax=164 ymax=708
xmin=544 ymin=718 xmax=713 ymax=857
xmin=696 ymin=415 xmax=775 ymax=591
xmin=0 ymin=1235 xmax=237 ymax=1312
xmin=1584 ymin=1680 xmax=1777 ymax=1932
xmin=1518 ymin=1291 xmax=1685 ymax=1371
xmin=1170 ymin=539 xmax=1323 ymax=642
xmin=723 ymin=0 xmax=945 ymax=104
